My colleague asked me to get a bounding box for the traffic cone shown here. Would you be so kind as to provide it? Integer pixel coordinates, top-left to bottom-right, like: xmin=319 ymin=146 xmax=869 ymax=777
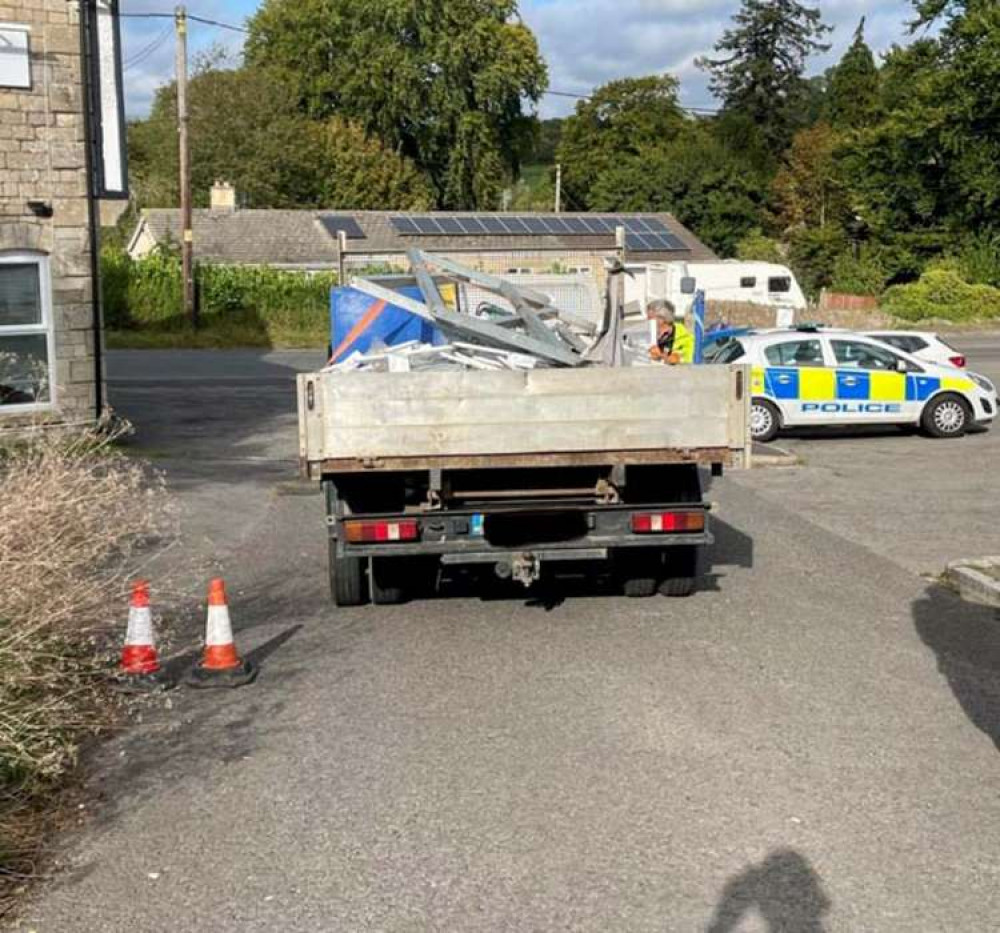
xmin=186 ymin=578 xmax=257 ymax=688
xmin=119 ymin=580 xmax=161 ymax=677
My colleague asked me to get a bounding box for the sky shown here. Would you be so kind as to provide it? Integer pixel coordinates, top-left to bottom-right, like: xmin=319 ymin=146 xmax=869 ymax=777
xmin=119 ymin=0 xmax=917 ymax=120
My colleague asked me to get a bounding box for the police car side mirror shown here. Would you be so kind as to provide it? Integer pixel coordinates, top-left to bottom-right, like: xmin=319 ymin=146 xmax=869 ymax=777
xmin=895 ymin=359 xmax=908 ymax=373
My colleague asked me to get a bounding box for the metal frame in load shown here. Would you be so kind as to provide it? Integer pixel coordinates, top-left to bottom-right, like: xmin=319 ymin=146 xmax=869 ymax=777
xmin=346 ymin=252 xmax=585 ymax=367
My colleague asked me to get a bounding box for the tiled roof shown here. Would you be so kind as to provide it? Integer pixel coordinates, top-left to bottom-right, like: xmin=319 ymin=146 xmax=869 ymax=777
xmin=135 ymin=209 xmax=716 ymax=266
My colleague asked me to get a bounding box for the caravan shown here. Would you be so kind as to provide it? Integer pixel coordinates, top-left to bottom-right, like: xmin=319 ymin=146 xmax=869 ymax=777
xmin=625 ymin=260 xmax=808 ymax=326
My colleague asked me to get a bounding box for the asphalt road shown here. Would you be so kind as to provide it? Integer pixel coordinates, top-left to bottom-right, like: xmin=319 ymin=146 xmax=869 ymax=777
xmin=19 ymin=337 xmax=1000 ymax=931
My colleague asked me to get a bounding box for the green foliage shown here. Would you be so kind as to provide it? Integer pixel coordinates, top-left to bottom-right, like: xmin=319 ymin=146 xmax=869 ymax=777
xmin=830 ymin=250 xmax=888 ymax=296
xmin=697 ymin=0 xmax=832 ymax=156
xmin=245 ymin=0 xmax=547 ymax=209
xmin=956 ymin=231 xmax=1000 ymax=287
xmin=882 ymin=267 xmax=1000 ymax=321
xmin=736 ymin=230 xmax=784 ymax=264
xmin=787 ymin=226 xmax=848 ymax=297
xmin=101 ymin=247 xmax=336 ymax=347
xmin=128 ymin=67 xmax=433 ymax=210
xmin=556 ymin=75 xmax=686 ymax=212
xmin=772 ymin=123 xmax=848 ymax=231
xmin=826 ymin=19 xmax=880 ymax=129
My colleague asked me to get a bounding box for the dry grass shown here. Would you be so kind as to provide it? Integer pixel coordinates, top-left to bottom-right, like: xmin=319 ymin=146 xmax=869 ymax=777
xmin=0 ymin=422 xmax=174 ymax=907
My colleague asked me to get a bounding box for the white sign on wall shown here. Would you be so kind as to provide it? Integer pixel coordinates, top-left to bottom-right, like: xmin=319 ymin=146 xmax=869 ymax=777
xmin=0 ymin=24 xmax=31 ymax=89
xmin=88 ymin=1 xmax=128 ymax=198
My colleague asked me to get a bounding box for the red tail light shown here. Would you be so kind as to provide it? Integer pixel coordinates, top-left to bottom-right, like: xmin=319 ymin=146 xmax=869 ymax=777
xmin=631 ymin=511 xmax=706 ymax=534
xmin=343 ymin=520 xmax=419 ymax=543
xmin=949 ymin=355 xmax=966 ymax=368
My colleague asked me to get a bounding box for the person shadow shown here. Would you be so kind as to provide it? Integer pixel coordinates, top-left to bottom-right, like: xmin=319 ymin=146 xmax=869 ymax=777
xmin=706 ymin=848 xmax=831 ymax=932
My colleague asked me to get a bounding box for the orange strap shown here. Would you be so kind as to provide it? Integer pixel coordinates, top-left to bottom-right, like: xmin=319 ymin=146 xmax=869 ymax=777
xmin=329 ymin=300 xmax=388 ymax=364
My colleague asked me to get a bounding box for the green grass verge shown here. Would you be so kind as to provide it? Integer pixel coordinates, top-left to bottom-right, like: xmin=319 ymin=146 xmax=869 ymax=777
xmin=106 ymin=324 xmax=327 ymax=350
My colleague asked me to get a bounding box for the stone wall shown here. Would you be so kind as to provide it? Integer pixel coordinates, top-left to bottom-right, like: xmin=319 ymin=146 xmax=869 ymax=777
xmin=0 ymin=0 xmax=99 ymax=428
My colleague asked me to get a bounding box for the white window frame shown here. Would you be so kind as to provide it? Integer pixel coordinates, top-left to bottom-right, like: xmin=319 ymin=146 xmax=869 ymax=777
xmin=0 ymin=251 xmax=57 ymax=412
xmin=0 ymin=23 xmax=32 ymax=90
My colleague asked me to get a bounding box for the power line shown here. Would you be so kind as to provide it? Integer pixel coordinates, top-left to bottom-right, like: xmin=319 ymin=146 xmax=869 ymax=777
xmin=118 ymin=11 xmax=248 ymax=33
xmin=123 ymin=23 xmax=172 ymax=71
xmin=543 ymin=89 xmax=720 ymax=116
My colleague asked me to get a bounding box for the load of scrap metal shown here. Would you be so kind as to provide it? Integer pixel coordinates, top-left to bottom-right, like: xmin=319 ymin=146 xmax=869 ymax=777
xmin=324 ymin=249 xmax=651 ymax=373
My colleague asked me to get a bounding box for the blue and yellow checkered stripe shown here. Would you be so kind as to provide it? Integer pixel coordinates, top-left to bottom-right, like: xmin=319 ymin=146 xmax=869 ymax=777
xmin=750 ymin=367 xmax=974 ymax=403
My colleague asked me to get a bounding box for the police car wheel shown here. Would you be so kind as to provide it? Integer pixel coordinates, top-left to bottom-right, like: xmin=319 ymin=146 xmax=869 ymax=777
xmin=750 ymin=399 xmax=780 ymax=443
xmin=922 ymin=394 xmax=969 ymax=438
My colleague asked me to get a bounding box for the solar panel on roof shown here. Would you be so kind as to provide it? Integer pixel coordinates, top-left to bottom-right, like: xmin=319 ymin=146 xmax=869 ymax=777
xmin=389 ymin=215 xmax=421 ymax=235
xmin=319 ymin=215 xmax=365 ymax=239
xmin=500 ymin=216 xmax=531 ymax=234
xmin=478 ymin=216 xmax=507 ymax=234
xmin=435 ymin=216 xmax=466 ymax=235
xmin=522 ymin=217 xmax=549 ymax=234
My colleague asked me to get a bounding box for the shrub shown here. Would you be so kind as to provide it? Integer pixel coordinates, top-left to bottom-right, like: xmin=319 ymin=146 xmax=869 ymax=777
xmin=101 ymin=246 xmax=338 ymax=345
xmin=830 ymin=250 xmax=888 ymax=296
xmin=956 ymin=230 xmax=1000 ymax=288
xmin=735 ymin=229 xmax=784 ymax=265
xmin=788 ymin=227 xmax=849 ymax=298
xmin=0 ymin=424 xmax=173 ymax=889
xmin=882 ymin=267 xmax=1000 ymax=321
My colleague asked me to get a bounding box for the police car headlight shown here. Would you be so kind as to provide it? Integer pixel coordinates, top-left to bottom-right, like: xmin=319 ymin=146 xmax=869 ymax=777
xmin=969 ymin=372 xmax=996 ymax=394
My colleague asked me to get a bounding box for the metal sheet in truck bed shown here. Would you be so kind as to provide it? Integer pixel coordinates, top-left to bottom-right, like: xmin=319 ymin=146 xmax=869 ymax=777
xmin=298 ymin=366 xmax=750 ymax=473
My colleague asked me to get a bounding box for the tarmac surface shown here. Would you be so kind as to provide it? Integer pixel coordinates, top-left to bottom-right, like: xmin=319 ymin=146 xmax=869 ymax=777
xmin=18 ymin=336 xmax=1000 ymax=931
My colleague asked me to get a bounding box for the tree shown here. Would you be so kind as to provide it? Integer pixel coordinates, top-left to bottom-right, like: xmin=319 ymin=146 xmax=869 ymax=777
xmin=245 ymin=0 xmax=547 ymax=209
xmin=583 ymin=124 xmax=768 ymax=256
xmin=827 ymin=18 xmax=879 ymax=129
xmin=555 ymin=75 xmax=687 ymax=210
xmin=772 ymin=123 xmax=848 ymax=232
xmin=697 ymin=0 xmax=831 ymax=157
xmin=128 ymin=66 xmax=433 ymax=210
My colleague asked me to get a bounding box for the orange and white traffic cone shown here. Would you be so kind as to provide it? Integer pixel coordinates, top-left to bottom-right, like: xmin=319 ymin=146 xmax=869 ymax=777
xmin=119 ymin=580 xmax=161 ymax=675
xmin=186 ymin=578 xmax=257 ymax=688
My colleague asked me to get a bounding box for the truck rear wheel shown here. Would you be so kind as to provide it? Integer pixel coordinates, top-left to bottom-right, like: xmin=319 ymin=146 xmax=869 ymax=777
xmin=331 ymin=550 xmax=366 ymax=607
xmin=661 ymin=546 xmax=698 ymax=597
xmin=617 ymin=548 xmax=663 ymax=598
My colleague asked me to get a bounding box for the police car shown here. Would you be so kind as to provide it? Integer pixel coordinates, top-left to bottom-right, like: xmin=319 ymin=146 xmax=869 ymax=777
xmin=708 ymin=329 xmax=998 ymax=442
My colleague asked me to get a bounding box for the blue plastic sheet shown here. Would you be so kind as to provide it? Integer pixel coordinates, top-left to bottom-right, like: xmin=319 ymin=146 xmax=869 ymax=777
xmin=329 ymin=285 xmax=445 ymax=362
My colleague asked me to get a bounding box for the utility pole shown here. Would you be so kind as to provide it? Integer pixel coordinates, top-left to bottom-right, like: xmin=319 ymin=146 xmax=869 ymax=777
xmin=175 ymin=6 xmax=195 ymax=324
xmin=554 ymin=163 xmax=562 ymax=214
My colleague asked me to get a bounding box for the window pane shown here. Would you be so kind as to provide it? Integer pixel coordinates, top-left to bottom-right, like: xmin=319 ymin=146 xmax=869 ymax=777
xmin=832 ymin=340 xmax=898 ymax=370
xmin=0 ymin=334 xmax=50 ymax=405
xmin=740 ymin=277 xmax=756 ymax=288
xmin=0 ymin=263 xmax=42 ymax=326
xmin=768 ymin=276 xmax=792 ymax=293
xmin=765 ymin=339 xmax=823 ymax=366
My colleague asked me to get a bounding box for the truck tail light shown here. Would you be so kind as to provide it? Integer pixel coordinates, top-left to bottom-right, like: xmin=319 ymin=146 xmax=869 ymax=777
xmin=631 ymin=511 xmax=705 ymax=534
xmin=343 ymin=520 xmax=419 ymax=543
xmin=949 ymin=355 xmax=966 ymax=368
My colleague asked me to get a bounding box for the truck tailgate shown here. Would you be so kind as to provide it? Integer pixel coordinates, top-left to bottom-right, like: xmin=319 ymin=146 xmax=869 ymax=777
xmin=299 ymin=365 xmax=750 ymax=473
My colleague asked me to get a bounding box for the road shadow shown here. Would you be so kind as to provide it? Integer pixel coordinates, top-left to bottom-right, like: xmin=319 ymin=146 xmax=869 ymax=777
xmin=706 ymin=848 xmax=831 ymax=932
xmin=913 ymin=584 xmax=1000 ymax=750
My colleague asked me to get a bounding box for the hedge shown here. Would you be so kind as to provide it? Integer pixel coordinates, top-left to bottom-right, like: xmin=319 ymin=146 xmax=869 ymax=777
xmin=101 ymin=246 xmax=338 ymax=344
xmin=881 ymin=267 xmax=1000 ymax=322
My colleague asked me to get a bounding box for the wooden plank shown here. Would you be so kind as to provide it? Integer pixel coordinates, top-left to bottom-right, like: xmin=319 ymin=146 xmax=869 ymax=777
xmin=316 ymin=447 xmax=734 ymax=474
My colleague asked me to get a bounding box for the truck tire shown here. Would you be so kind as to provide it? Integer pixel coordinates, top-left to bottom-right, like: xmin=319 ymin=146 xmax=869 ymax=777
xmin=660 ymin=546 xmax=698 ymax=597
xmin=618 ymin=548 xmax=663 ymax=598
xmin=750 ymin=399 xmax=781 ymax=443
xmin=331 ymin=552 xmax=366 ymax=607
xmin=370 ymin=557 xmax=408 ymax=605
xmin=921 ymin=393 xmax=969 ymax=438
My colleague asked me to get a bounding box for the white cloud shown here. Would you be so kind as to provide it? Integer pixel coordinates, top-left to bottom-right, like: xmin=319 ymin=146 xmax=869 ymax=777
xmin=520 ymin=0 xmax=915 ymax=117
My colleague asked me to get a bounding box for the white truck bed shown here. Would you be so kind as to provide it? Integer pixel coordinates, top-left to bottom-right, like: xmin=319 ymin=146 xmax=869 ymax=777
xmin=298 ymin=365 xmax=751 ymax=475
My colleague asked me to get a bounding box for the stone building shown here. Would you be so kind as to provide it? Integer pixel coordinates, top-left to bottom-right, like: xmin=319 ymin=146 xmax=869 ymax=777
xmin=0 ymin=3 xmax=102 ymax=430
